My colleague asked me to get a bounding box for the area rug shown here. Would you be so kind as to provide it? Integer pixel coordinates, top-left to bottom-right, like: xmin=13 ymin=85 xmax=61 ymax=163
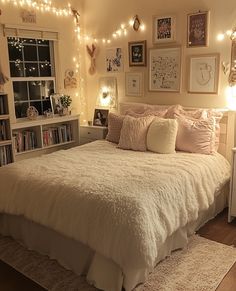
xmin=0 ymin=235 xmax=235 ymax=291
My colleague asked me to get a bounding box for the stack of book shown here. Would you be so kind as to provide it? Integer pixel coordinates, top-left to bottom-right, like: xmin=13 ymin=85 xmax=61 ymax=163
xmin=13 ymin=130 xmax=37 ymax=153
xmin=0 ymin=120 xmax=8 ymax=141
xmin=43 ymin=124 xmax=73 ymax=147
xmin=0 ymin=145 xmax=12 ymax=166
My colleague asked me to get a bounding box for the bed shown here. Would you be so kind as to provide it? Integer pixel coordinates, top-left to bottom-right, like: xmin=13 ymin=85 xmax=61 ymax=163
xmin=0 ymin=104 xmax=234 ymax=291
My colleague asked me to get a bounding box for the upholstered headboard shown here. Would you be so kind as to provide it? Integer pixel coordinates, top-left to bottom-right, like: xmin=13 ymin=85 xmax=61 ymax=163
xmin=119 ymin=102 xmax=235 ymax=163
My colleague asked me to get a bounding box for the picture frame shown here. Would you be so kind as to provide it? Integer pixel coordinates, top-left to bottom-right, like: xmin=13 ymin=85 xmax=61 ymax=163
xmin=188 ymin=53 xmax=220 ymax=94
xmin=106 ymin=47 xmax=123 ymax=72
xmin=125 ymin=72 xmax=144 ymax=97
xmin=153 ymin=15 xmax=176 ymax=44
xmin=149 ymin=46 xmax=182 ymax=92
xmin=93 ymin=109 xmax=109 ymax=127
xmin=50 ymin=94 xmax=62 ymax=115
xmin=128 ymin=40 xmax=147 ymax=66
xmin=187 ymin=11 xmax=210 ymax=47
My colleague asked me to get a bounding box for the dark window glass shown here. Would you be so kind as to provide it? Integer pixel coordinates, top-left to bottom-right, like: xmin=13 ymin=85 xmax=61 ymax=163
xmin=37 ymin=39 xmax=49 ymax=45
xmin=29 ymin=81 xmax=41 ymax=100
xmin=40 ymin=62 xmax=52 ymax=77
xmin=15 ymin=101 xmax=29 ymax=118
xmin=10 ymin=62 xmax=24 ymax=77
xmin=30 ymin=101 xmax=43 ymax=115
xmin=23 ymin=38 xmax=36 ymax=44
xmin=13 ymin=82 xmax=28 ymax=101
xmin=25 ymin=63 xmax=39 ymax=77
xmin=38 ymin=46 xmax=50 ymax=62
xmin=23 ymin=45 xmax=38 ymax=61
xmin=41 ymin=80 xmax=54 ymax=98
xmin=42 ymin=98 xmax=52 ymax=113
xmin=8 ymin=45 xmax=23 ymax=61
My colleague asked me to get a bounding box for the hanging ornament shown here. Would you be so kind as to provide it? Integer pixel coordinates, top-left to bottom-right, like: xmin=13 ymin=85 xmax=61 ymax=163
xmin=86 ymin=44 xmax=97 ymax=75
xmin=133 ymin=15 xmax=141 ymax=31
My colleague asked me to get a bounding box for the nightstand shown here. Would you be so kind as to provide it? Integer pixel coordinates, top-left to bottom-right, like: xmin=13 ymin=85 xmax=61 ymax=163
xmin=80 ymin=125 xmax=108 ymax=145
xmin=229 ymin=148 xmax=236 ymax=222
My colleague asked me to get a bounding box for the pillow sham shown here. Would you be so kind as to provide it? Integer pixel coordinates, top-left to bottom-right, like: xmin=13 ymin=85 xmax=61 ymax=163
xmin=125 ymin=109 xmax=167 ymax=118
xmin=118 ymin=115 xmax=154 ymax=151
xmin=147 ymin=118 xmax=178 ymax=154
xmin=106 ymin=113 xmax=125 ymax=144
xmin=175 ymin=115 xmax=216 ymax=154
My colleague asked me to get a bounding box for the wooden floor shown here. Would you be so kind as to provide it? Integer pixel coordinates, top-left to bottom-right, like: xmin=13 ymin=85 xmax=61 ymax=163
xmin=0 ymin=209 xmax=235 ymax=291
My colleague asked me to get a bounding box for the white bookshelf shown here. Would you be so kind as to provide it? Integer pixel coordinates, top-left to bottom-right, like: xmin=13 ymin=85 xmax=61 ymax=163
xmin=11 ymin=114 xmax=80 ymax=161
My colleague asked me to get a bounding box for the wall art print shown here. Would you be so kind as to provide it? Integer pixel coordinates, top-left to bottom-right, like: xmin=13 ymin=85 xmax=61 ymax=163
xmin=153 ymin=15 xmax=176 ymax=44
xmin=128 ymin=40 xmax=146 ymax=66
xmin=106 ymin=48 xmax=123 ymax=72
xmin=149 ymin=47 xmax=181 ymax=92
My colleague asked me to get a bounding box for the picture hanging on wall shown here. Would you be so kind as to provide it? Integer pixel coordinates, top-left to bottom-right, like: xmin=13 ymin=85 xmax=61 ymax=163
xmin=187 ymin=11 xmax=210 ymax=47
xmin=125 ymin=72 xmax=144 ymax=97
xmin=128 ymin=41 xmax=147 ymax=66
xmin=153 ymin=15 xmax=176 ymax=44
xmin=149 ymin=46 xmax=182 ymax=92
xmin=106 ymin=48 xmax=123 ymax=72
xmin=188 ymin=53 xmax=219 ymax=94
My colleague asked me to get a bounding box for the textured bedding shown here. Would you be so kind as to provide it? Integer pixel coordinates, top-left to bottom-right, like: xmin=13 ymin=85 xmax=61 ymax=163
xmin=0 ymin=140 xmax=230 ymax=288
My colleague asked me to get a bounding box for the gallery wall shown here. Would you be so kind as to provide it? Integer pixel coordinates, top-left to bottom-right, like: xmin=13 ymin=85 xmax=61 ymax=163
xmin=82 ymin=0 xmax=236 ymax=121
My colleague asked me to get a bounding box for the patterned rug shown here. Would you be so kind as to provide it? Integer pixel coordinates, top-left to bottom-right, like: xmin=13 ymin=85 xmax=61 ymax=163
xmin=0 ymin=235 xmax=235 ymax=291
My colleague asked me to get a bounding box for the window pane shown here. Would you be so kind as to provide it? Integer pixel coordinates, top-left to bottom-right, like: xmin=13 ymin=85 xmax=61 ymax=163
xmin=13 ymin=82 xmax=28 ymax=101
xmin=40 ymin=62 xmax=52 ymax=77
xmin=8 ymin=45 xmax=23 ymax=61
xmin=23 ymin=45 xmax=37 ymax=61
xmin=41 ymin=80 xmax=54 ymax=98
xmin=38 ymin=46 xmax=50 ymax=62
xmin=15 ymin=102 xmax=29 ymax=118
xmin=10 ymin=62 xmax=24 ymax=77
xmin=37 ymin=40 xmax=49 ymax=45
xmin=25 ymin=63 xmax=39 ymax=77
xmin=29 ymin=81 xmax=41 ymax=100
xmin=30 ymin=101 xmax=43 ymax=115
xmin=42 ymin=98 xmax=52 ymax=113
xmin=23 ymin=38 xmax=36 ymax=44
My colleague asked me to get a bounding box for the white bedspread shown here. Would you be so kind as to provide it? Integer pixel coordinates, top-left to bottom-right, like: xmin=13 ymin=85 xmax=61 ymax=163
xmin=0 ymin=141 xmax=230 ymax=282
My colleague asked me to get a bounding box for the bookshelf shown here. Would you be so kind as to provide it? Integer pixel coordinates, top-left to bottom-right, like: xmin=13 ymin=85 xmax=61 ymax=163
xmin=11 ymin=115 xmax=80 ymax=161
xmin=0 ymin=93 xmax=14 ymax=167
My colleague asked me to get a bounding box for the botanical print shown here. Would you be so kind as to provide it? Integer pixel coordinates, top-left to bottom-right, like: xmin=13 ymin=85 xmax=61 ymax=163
xmin=64 ymin=69 xmax=77 ymax=89
xmin=157 ymin=17 xmax=172 ymax=40
xmin=106 ymin=48 xmax=123 ymax=72
xmin=126 ymin=73 xmax=143 ymax=96
xmin=150 ymin=48 xmax=181 ymax=91
xmin=188 ymin=12 xmax=208 ymax=47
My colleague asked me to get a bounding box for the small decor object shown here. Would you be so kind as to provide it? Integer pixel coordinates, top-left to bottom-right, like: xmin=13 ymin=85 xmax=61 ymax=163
xmin=125 ymin=72 xmax=143 ymax=97
xmin=43 ymin=109 xmax=53 ymax=118
xmin=132 ymin=15 xmax=141 ymax=31
xmin=50 ymin=94 xmax=72 ymax=116
xmin=27 ymin=106 xmax=39 ymax=120
xmin=187 ymin=11 xmax=209 ymax=47
xmin=153 ymin=15 xmax=176 ymax=44
xmin=64 ymin=69 xmax=77 ymax=89
xmin=188 ymin=54 xmax=220 ymax=94
xmin=106 ymin=48 xmax=123 ymax=72
xmin=93 ymin=109 xmax=109 ymax=127
xmin=86 ymin=44 xmax=97 ymax=75
xmin=149 ymin=46 xmax=182 ymax=92
xmin=128 ymin=40 xmax=146 ymax=67
xmin=21 ymin=9 xmax=36 ymax=23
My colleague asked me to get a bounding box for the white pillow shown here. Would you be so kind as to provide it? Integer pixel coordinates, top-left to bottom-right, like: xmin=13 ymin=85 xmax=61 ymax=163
xmin=147 ymin=118 xmax=178 ymax=154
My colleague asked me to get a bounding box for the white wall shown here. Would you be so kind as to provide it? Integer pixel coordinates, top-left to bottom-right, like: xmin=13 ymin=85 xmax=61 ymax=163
xmin=0 ymin=0 xmax=85 ymax=122
xmin=83 ymin=0 xmax=236 ymax=121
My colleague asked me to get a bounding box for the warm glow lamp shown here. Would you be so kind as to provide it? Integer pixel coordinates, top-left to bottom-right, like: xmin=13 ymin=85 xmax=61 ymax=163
xmin=97 ymin=77 xmax=118 ymax=109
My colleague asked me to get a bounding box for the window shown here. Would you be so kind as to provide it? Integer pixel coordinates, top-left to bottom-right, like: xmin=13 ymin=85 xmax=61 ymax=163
xmin=7 ymin=37 xmax=55 ymax=118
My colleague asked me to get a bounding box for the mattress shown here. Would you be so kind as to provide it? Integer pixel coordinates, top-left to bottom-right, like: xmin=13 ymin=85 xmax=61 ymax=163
xmin=0 ymin=140 xmax=231 ymax=290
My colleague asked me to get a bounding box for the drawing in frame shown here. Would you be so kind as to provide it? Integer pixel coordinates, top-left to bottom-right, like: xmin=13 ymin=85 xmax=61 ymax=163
xmin=149 ymin=46 xmax=182 ymax=92
xmin=153 ymin=15 xmax=176 ymax=44
xmin=188 ymin=53 xmax=220 ymax=94
xmin=125 ymin=72 xmax=144 ymax=97
xmin=187 ymin=11 xmax=210 ymax=48
xmin=106 ymin=48 xmax=123 ymax=72
xmin=128 ymin=40 xmax=147 ymax=66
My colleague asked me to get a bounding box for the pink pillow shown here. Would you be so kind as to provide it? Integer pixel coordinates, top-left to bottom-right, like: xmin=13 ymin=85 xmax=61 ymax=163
xmin=165 ymin=104 xmax=207 ymax=119
xmin=106 ymin=113 xmax=125 ymax=144
xmin=125 ymin=109 xmax=167 ymax=118
xmin=118 ymin=115 xmax=154 ymax=151
xmin=175 ymin=115 xmax=216 ymax=154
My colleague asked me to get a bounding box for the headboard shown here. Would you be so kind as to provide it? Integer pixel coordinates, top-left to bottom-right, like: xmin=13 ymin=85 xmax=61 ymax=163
xmin=119 ymin=102 xmax=235 ymax=163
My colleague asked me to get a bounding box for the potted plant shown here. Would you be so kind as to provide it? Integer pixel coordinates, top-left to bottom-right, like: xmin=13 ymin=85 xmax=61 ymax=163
xmin=59 ymin=95 xmax=72 ymax=115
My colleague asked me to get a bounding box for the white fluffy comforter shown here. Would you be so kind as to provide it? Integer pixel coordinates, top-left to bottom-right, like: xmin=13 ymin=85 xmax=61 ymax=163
xmin=0 ymin=141 xmax=230 ymax=275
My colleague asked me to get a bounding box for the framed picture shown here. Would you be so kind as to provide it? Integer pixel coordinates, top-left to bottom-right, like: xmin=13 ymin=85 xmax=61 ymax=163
xmin=187 ymin=11 xmax=210 ymax=47
xmin=125 ymin=72 xmax=144 ymax=97
xmin=149 ymin=46 xmax=182 ymax=92
xmin=153 ymin=15 xmax=176 ymax=44
xmin=188 ymin=53 xmax=220 ymax=94
xmin=50 ymin=94 xmax=62 ymax=115
xmin=106 ymin=48 xmax=123 ymax=72
xmin=93 ymin=109 xmax=109 ymax=127
xmin=128 ymin=41 xmax=146 ymax=66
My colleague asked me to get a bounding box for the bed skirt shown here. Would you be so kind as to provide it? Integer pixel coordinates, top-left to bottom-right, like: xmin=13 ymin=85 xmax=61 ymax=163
xmin=0 ymin=186 xmax=228 ymax=291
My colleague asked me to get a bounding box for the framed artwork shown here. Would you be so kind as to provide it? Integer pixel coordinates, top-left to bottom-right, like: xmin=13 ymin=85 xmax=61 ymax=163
xmin=106 ymin=48 xmax=123 ymax=72
xmin=50 ymin=94 xmax=62 ymax=115
xmin=149 ymin=46 xmax=182 ymax=92
xmin=125 ymin=72 xmax=143 ymax=97
xmin=93 ymin=109 xmax=109 ymax=127
xmin=128 ymin=41 xmax=147 ymax=66
xmin=188 ymin=54 xmax=220 ymax=94
xmin=153 ymin=15 xmax=176 ymax=44
xmin=187 ymin=11 xmax=210 ymax=47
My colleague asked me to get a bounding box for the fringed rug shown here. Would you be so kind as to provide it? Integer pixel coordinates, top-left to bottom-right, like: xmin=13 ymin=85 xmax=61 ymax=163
xmin=0 ymin=235 xmax=235 ymax=291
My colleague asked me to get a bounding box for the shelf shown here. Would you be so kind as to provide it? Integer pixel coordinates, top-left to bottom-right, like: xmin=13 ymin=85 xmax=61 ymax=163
xmin=43 ymin=140 xmax=75 ymax=150
xmin=0 ymin=115 xmax=9 ymax=120
xmin=0 ymin=140 xmax=12 ymax=146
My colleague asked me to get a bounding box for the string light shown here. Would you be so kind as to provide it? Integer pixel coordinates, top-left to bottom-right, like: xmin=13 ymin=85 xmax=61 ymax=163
xmin=217 ymin=27 xmax=236 ymax=41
